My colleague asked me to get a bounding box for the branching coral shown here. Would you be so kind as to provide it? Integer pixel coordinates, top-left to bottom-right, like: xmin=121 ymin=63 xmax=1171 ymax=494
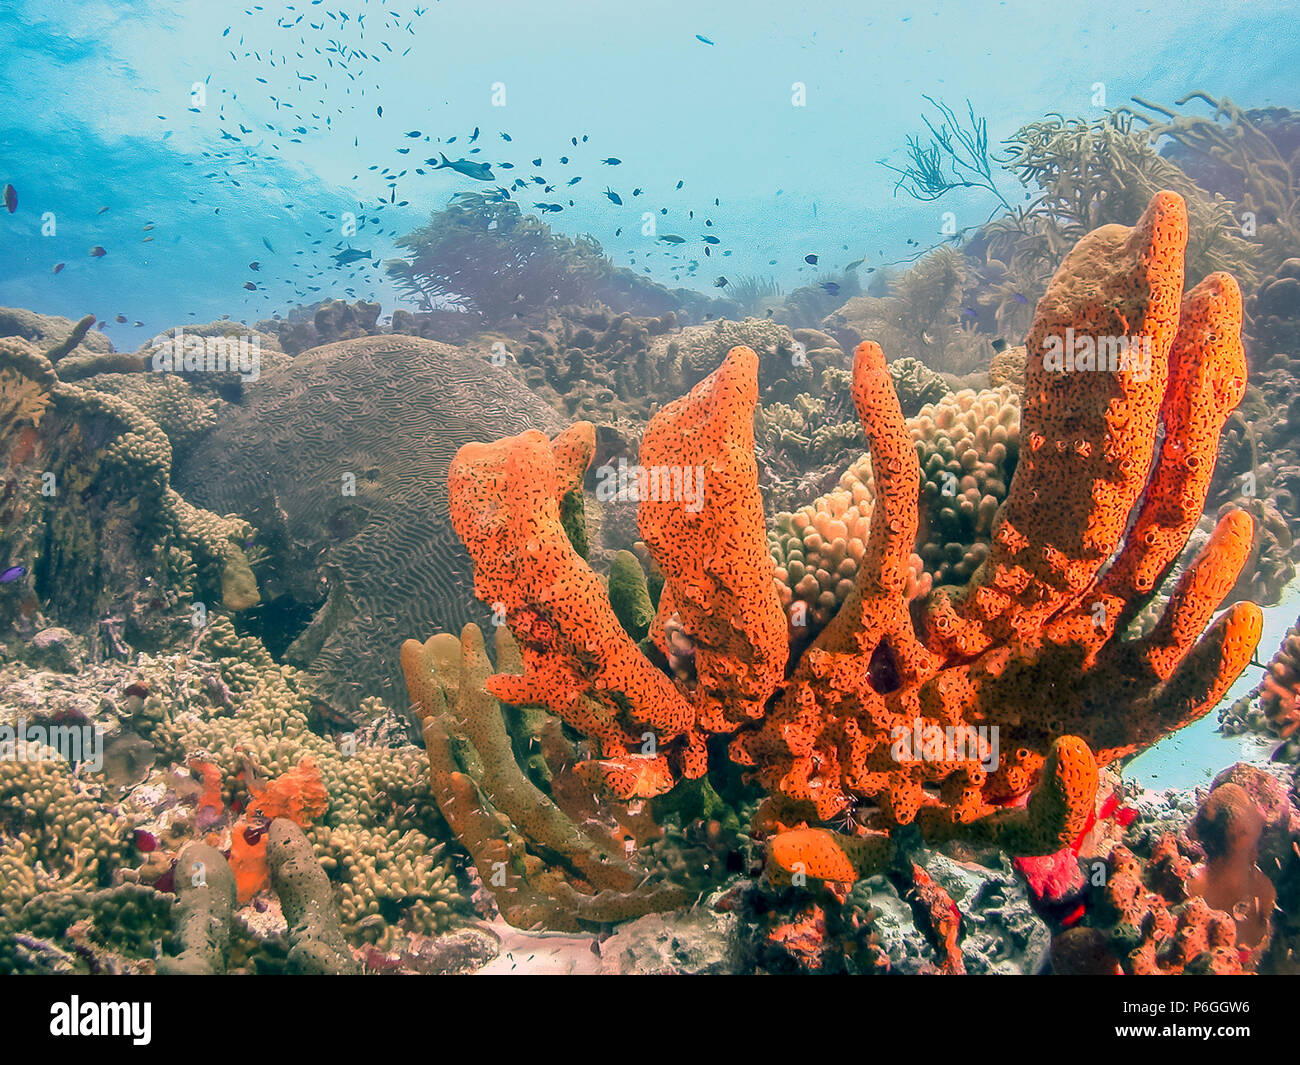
xmin=823 ymin=248 xmax=993 ymax=374
xmin=1125 ymin=92 xmax=1299 ymax=272
xmin=988 ymin=111 xmax=1257 ymax=292
xmin=386 ymin=192 xmax=710 ymax=328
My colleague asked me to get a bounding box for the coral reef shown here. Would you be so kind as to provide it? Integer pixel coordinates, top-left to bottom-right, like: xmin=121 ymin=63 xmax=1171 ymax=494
xmin=1127 ymin=93 xmax=1299 ymax=279
xmin=989 ymin=111 xmax=1257 ymax=292
xmin=174 ymin=334 xmax=564 ymax=717
xmin=1051 ymin=766 xmax=1296 ymax=974
xmin=258 ymin=299 xmax=382 ymax=356
xmin=767 ymin=384 xmax=1018 ymax=642
xmin=421 ymin=192 xmax=1261 ymax=930
xmin=386 ymin=191 xmax=718 ymax=329
xmin=823 ymin=247 xmax=993 ymax=375
xmin=0 ymin=329 xmax=260 ymax=654
xmin=502 ymin=304 xmax=679 ymax=422
xmin=401 ymin=623 xmax=688 ymax=930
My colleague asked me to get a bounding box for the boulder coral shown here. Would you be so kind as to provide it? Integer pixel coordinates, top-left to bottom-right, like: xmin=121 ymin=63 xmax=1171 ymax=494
xmin=411 ymin=191 xmax=1261 ymax=919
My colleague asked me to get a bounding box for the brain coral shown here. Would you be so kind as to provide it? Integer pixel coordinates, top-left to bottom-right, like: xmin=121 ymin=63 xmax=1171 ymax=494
xmin=174 ymin=335 xmax=563 ymax=716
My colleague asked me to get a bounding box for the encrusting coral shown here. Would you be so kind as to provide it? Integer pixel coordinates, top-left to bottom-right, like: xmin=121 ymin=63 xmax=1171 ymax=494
xmin=410 ymin=191 xmax=1261 ymax=921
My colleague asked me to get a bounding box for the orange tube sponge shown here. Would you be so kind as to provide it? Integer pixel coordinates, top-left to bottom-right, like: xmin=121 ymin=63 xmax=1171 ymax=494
xmin=422 ymin=190 xmax=1262 ymax=905
xmin=638 ymin=345 xmax=788 ymax=737
xmin=737 ymin=192 xmax=1259 ymax=846
xmin=924 ymin=190 xmax=1190 ymax=656
xmin=447 ymin=423 xmax=695 ymax=791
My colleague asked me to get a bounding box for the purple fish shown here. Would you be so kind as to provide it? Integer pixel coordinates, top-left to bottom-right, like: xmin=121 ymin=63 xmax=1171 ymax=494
xmin=0 ymin=565 xmax=26 ymax=583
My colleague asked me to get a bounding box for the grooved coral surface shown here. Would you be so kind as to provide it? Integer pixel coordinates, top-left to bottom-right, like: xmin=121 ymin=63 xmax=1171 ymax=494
xmin=175 ymin=335 xmax=563 ymax=716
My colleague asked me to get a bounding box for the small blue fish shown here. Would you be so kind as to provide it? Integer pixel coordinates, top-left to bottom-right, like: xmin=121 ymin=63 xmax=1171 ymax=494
xmin=0 ymin=565 xmax=27 ymax=584
xmin=695 ymin=34 xmax=715 ymax=45
xmin=1013 ymin=292 xmax=1028 ymax=304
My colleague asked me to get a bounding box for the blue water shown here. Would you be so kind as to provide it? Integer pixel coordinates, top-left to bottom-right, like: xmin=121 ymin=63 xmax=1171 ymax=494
xmin=2 ymin=0 xmax=1297 ymax=333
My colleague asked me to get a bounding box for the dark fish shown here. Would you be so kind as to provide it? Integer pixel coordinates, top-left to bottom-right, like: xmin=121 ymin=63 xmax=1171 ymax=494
xmin=658 ymin=234 xmax=685 ymax=244
xmin=52 ymin=262 xmax=65 ymax=274
xmin=804 ymin=254 xmax=818 ymax=265
xmin=249 ymin=261 xmax=261 ymax=271
xmin=695 ymin=34 xmax=715 ymax=45
xmin=501 ymin=132 xmax=512 ymax=141
xmin=821 ymin=282 xmax=840 ymax=296
xmin=702 ymin=235 xmax=719 ymax=244
xmin=961 ymin=306 xmax=978 ymax=318
xmin=567 ymin=177 xmax=581 ymax=186
xmin=332 ymin=247 xmax=372 ymax=265
xmin=431 ymin=153 xmax=494 ymax=180
xmin=601 ymin=157 xmax=621 ymax=165
xmin=133 ymin=321 xmax=144 ymax=327
xmin=405 ymin=130 xmax=422 ymax=137
xmin=991 ymin=338 xmax=1007 ymax=353
xmin=0 ymin=565 xmax=26 ymax=583
xmin=845 ymin=258 xmax=864 ymax=271
xmin=263 ymin=237 xmax=276 ymax=253
xmin=376 ymin=106 xmax=383 ymax=117
xmin=115 ymin=314 xmax=127 ymax=323
xmin=89 ymin=246 xmax=107 ymax=257
xmin=1013 ymin=292 xmax=1028 ymax=304
xmin=713 ymin=276 xmax=728 ymax=288
xmin=603 ymin=187 xmax=622 ymax=205
xmin=469 ymin=126 xmax=480 ymax=142
xmin=243 ymin=281 xmax=258 ymax=291
xmin=675 ymin=180 xmax=684 ymax=189
xmin=2 ymin=183 xmax=15 ymax=213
